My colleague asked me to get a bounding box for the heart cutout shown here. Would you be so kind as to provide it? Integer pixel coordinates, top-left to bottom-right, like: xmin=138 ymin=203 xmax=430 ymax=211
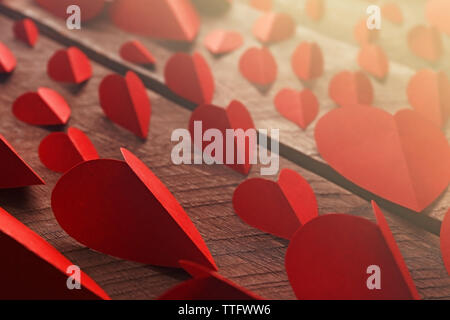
xmin=328 ymin=71 xmax=373 ymax=107
xmin=305 ymin=0 xmax=324 ymax=21
xmin=239 ymin=47 xmax=277 ymax=85
xmin=358 ymin=44 xmax=389 ymax=80
xmin=408 ymin=25 xmax=442 ymax=62
xmin=252 ymin=12 xmax=295 ymax=44
xmin=35 ymin=0 xmax=105 ymax=21
xmin=291 ymin=42 xmax=323 ymax=81
xmin=47 ymin=47 xmax=92 ymax=84
xmin=119 ymin=40 xmax=155 ymax=65
xmin=440 ymin=208 xmax=450 ymax=275
xmin=274 ymin=88 xmax=319 ymax=129
xmin=354 ymin=18 xmax=379 ymax=45
xmin=382 ymin=3 xmax=403 ymax=25
xmin=426 ymin=0 xmax=450 ymax=35
xmin=0 ymin=42 xmax=16 ymax=74
xmin=204 ymin=30 xmax=243 ymax=55
xmin=13 ymin=19 xmax=39 ymax=47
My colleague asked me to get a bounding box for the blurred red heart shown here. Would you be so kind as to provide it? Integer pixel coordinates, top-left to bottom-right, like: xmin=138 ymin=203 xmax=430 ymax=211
xmin=119 ymin=40 xmax=155 ymax=65
xmin=408 ymin=25 xmax=442 ymax=62
xmin=426 ymin=0 xmax=450 ymax=35
xmin=305 ymin=0 xmax=324 ymax=21
xmin=329 ymin=71 xmax=373 ymax=107
xmin=204 ymin=30 xmax=243 ymax=55
xmin=252 ymin=12 xmax=295 ymax=44
xmin=291 ymin=42 xmax=323 ymax=81
xmin=239 ymin=47 xmax=277 ymax=85
xmin=274 ymin=88 xmax=319 ymax=129
xmin=358 ymin=44 xmax=389 ymax=80
xmin=382 ymin=3 xmax=403 ymax=25
xmin=13 ymin=19 xmax=39 ymax=47
xmin=354 ymin=18 xmax=379 ymax=45
xmin=0 ymin=42 xmax=16 ymax=74
xmin=47 ymin=47 xmax=92 ymax=84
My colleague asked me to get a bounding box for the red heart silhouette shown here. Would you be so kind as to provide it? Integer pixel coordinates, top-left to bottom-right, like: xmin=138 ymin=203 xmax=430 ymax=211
xmin=35 ymin=0 xmax=105 ymax=21
xmin=99 ymin=71 xmax=151 ymax=138
xmin=328 ymin=71 xmax=373 ymax=107
xmin=204 ymin=30 xmax=243 ymax=55
xmin=382 ymin=3 xmax=403 ymax=25
xmin=13 ymin=87 xmax=71 ymax=126
xmin=233 ymin=168 xmax=318 ymax=239
xmin=441 ymin=208 xmax=450 ymax=275
xmin=354 ymin=18 xmax=379 ymax=45
xmin=285 ymin=201 xmax=420 ymax=300
xmin=274 ymin=88 xmax=319 ymax=129
xmin=291 ymin=42 xmax=323 ymax=81
xmin=250 ymin=0 xmax=272 ymax=11
xmin=407 ymin=69 xmax=450 ymax=128
xmin=0 ymin=42 xmax=16 ymax=74
xmin=0 ymin=207 xmax=109 ymax=299
xmin=252 ymin=12 xmax=295 ymax=44
xmin=305 ymin=0 xmax=324 ymax=21
xmin=239 ymin=47 xmax=277 ymax=85
xmin=358 ymin=44 xmax=389 ymax=80
xmin=426 ymin=0 xmax=450 ymax=35
xmin=47 ymin=47 xmax=92 ymax=84
xmin=109 ymin=0 xmax=200 ymax=42
xmin=315 ymin=106 xmax=450 ymax=212
xmin=119 ymin=40 xmax=155 ymax=65
xmin=408 ymin=25 xmax=442 ymax=62
xmin=13 ymin=19 xmax=39 ymax=47
xmin=39 ymin=127 xmax=99 ymax=173
xmin=51 ymin=148 xmax=217 ymax=270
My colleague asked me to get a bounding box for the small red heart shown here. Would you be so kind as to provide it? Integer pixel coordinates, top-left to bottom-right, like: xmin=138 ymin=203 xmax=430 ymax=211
xmin=285 ymin=202 xmax=419 ymax=300
xmin=407 ymin=69 xmax=450 ymax=128
xmin=441 ymin=208 xmax=450 ymax=275
xmin=119 ymin=40 xmax=155 ymax=65
xmin=252 ymin=12 xmax=295 ymax=44
xmin=99 ymin=71 xmax=151 ymax=139
xmin=305 ymin=0 xmax=324 ymax=21
xmin=408 ymin=25 xmax=442 ymax=62
xmin=358 ymin=44 xmax=389 ymax=80
xmin=233 ymin=168 xmax=318 ymax=239
xmin=0 ymin=42 xmax=16 ymax=74
xmin=274 ymin=88 xmax=319 ymax=129
xmin=13 ymin=87 xmax=71 ymax=126
xmin=250 ymin=0 xmax=272 ymax=11
xmin=426 ymin=0 xmax=450 ymax=35
xmin=48 ymin=47 xmax=92 ymax=84
xmin=354 ymin=18 xmax=379 ymax=45
xmin=382 ymin=2 xmax=403 ymax=25
xmin=0 ymin=207 xmax=109 ymax=299
xmin=315 ymin=106 xmax=450 ymax=212
xmin=239 ymin=47 xmax=277 ymax=85
xmin=39 ymin=127 xmax=99 ymax=173
xmin=34 ymin=0 xmax=105 ymax=21
xmin=291 ymin=42 xmax=324 ymax=81
xmin=13 ymin=19 xmax=39 ymax=47
xmin=109 ymin=0 xmax=200 ymax=42
xmin=328 ymin=71 xmax=373 ymax=107
xmin=164 ymin=52 xmax=215 ymax=105
xmin=203 ymin=30 xmax=243 ymax=55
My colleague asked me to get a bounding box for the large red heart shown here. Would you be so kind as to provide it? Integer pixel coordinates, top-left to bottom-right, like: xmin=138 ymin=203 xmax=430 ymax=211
xmin=34 ymin=0 xmax=105 ymax=21
xmin=328 ymin=71 xmax=373 ymax=107
xmin=441 ymin=208 xmax=450 ymax=275
xmin=274 ymin=88 xmax=319 ymax=129
xmin=47 ymin=47 xmax=92 ymax=84
xmin=291 ymin=42 xmax=323 ymax=81
xmin=0 ymin=41 xmax=16 ymax=74
xmin=315 ymin=106 xmax=450 ymax=212
xmin=358 ymin=44 xmax=389 ymax=80
xmin=203 ymin=30 xmax=243 ymax=55
xmin=408 ymin=25 xmax=442 ymax=62
xmin=99 ymin=71 xmax=151 ymax=138
xmin=239 ymin=47 xmax=277 ymax=85
xmin=13 ymin=19 xmax=39 ymax=47
xmin=252 ymin=12 xmax=295 ymax=44
xmin=285 ymin=201 xmax=420 ymax=300
xmin=426 ymin=0 xmax=450 ymax=35
xmin=233 ymin=168 xmax=318 ymax=239
xmin=51 ymin=148 xmax=217 ymax=270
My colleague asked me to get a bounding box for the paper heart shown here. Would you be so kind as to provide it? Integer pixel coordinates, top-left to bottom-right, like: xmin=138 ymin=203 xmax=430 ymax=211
xmin=239 ymin=47 xmax=277 ymax=85
xmin=119 ymin=40 xmax=155 ymax=65
xmin=51 ymin=148 xmax=217 ymax=270
xmin=426 ymin=0 xmax=450 ymax=35
xmin=274 ymin=88 xmax=319 ymax=129
xmin=382 ymin=3 xmax=403 ymax=25
xmin=328 ymin=71 xmax=373 ymax=107
xmin=305 ymin=0 xmax=324 ymax=21
xmin=13 ymin=88 xmax=71 ymax=126
xmin=13 ymin=19 xmax=39 ymax=47
xmin=291 ymin=42 xmax=323 ymax=81
xmin=99 ymin=71 xmax=151 ymax=138
xmin=408 ymin=25 xmax=442 ymax=62
xmin=159 ymin=260 xmax=262 ymax=300
xmin=315 ymin=106 xmax=450 ymax=212
xmin=35 ymin=0 xmax=105 ymax=21
xmin=109 ymin=0 xmax=200 ymax=42
xmin=252 ymin=12 xmax=295 ymax=44
xmin=354 ymin=18 xmax=379 ymax=45
xmin=407 ymin=69 xmax=450 ymax=128
xmin=0 ymin=207 xmax=109 ymax=299
xmin=285 ymin=201 xmax=420 ymax=300
xmin=203 ymin=30 xmax=243 ymax=55
xmin=250 ymin=0 xmax=272 ymax=11
xmin=188 ymin=101 xmax=255 ymax=175
xmin=164 ymin=52 xmax=214 ymax=105
xmin=358 ymin=44 xmax=389 ymax=80
xmin=441 ymin=208 xmax=450 ymax=275
xmin=39 ymin=127 xmax=99 ymax=173
xmin=47 ymin=47 xmax=92 ymax=84
xmin=233 ymin=168 xmax=318 ymax=239
xmin=0 ymin=41 xmax=16 ymax=74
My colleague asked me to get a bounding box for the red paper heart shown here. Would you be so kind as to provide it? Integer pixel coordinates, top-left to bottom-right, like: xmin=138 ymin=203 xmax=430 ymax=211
xmin=252 ymin=12 xmax=295 ymax=44
xmin=426 ymin=0 xmax=450 ymax=35
xmin=274 ymin=88 xmax=319 ymax=129
xmin=407 ymin=69 xmax=450 ymax=128
xmin=0 ymin=135 xmax=44 ymax=188
xmin=189 ymin=101 xmax=255 ymax=175
xmin=408 ymin=25 xmax=442 ymax=62
xmin=119 ymin=40 xmax=155 ymax=65
xmin=291 ymin=42 xmax=323 ymax=81
xmin=239 ymin=47 xmax=277 ymax=85
xmin=382 ymin=3 xmax=403 ymax=25
xmin=441 ymin=208 xmax=450 ymax=275
xmin=285 ymin=201 xmax=420 ymax=300
xmin=354 ymin=18 xmax=379 ymax=45
xmin=328 ymin=71 xmax=373 ymax=107
xmin=99 ymin=71 xmax=151 ymax=139
xmin=358 ymin=44 xmax=389 ymax=80
xmin=315 ymin=106 xmax=450 ymax=212
xmin=13 ymin=87 xmax=71 ymax=126
xmin=305 ymin=0 xmax=324 ymax=21
xmin=47 ymin=47 xmax=92 ymax=84
xmin=13 ymin=19 xmax=39 ymax=47
xmin=0 ymin=41 xmax=16 ymax=74
xmin=0 ymin=207 xmax=109 ymax=299
xmin=164 ymin=52 xmax=215 ymax=105
xmin=51 ymin=148 xmax=217 ymax=270
xmin=39 ymin=127 xmax=99 ymax=173
xmin=203 ymin=30 xmax=243 ymax=55
xmin=233 ymin=168 xmax=318 ymax=239
xmin=250 ymin=0 xmax=272 ymax=11
xmin=109 ymin=0 xmax=200 ymax=42
xmin=34 ymin=0 xmax=105 ymax=21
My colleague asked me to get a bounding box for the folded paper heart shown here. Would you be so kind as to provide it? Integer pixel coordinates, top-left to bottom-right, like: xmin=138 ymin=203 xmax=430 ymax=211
xmin=358 ymin=44 xmax=389 ymax=80
xmin=354 ymin=18 xmax=379 ymax=45
xmin=0 ymin=206 xmax=109 ymax=299
xmin=285 ymin=201 xmax=420 ymax=300
xmin=39 ymin=127 xmax=99 ymax=173
xmin=34 ymin=0 xmax=105 ymax=21
xmin=252 ymin=12 xmax=295 ymax=44
xmin=233 ymin=168 xmax=318 ymax=239
xmin=0 ymin=41 xmax=16 ymax=74
xmin=239 ymin=47 xmax=277 ymax=85
xmin=13 ymin=19 xmax=39 ymax=47
xmin=274 ymin=88 xmax=319 ymax=129
xmin=328 ymin=71 xmax=373 ymax=107
xmin=119 ymin=40 xmax=155 ymax=65
xmin=51 ymin=148 xmax=217 ymax=270
xmin=250 ymin=0 xmax=272 ymax=11
xmin=426 ymin=0 xmax=450 ymax=35
xmin=204 ymin=30 xmax=243 ymax=55
xmin=305 ymin=0 xmax=324 ymax=21
xmin=189 ymin=101 xmax=255 ymax=175
xmin=315 ymin=106 xmax=450 ymax=212
xmin=382 ymin=3 xmax=403 ymax=25
xmin=164 ymin=52 xmax=214 ymax=105
xmin=407 ymin=69 xmax=450 ymax=128
xmin=291 ymin=42 xmax=323 ymax=81
xmin=13 ymin=87 xmax=71 ymax=126
xmin=99 ymin=71 xmax=151 ymax=138
xmin=408 ymin=25 xmax=442 ymax=62
xmin=109 ymin=0 xmax=200 ymax=42
xmin=0 ymin=135 xmax=44 ymax=188
xmin=158 ymin=260 xmax=262 ymax=300
xmin=47 ymin=47 xmax=92 ymax=84
xmin=441 ymin=208 xmax=450 ymax=275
